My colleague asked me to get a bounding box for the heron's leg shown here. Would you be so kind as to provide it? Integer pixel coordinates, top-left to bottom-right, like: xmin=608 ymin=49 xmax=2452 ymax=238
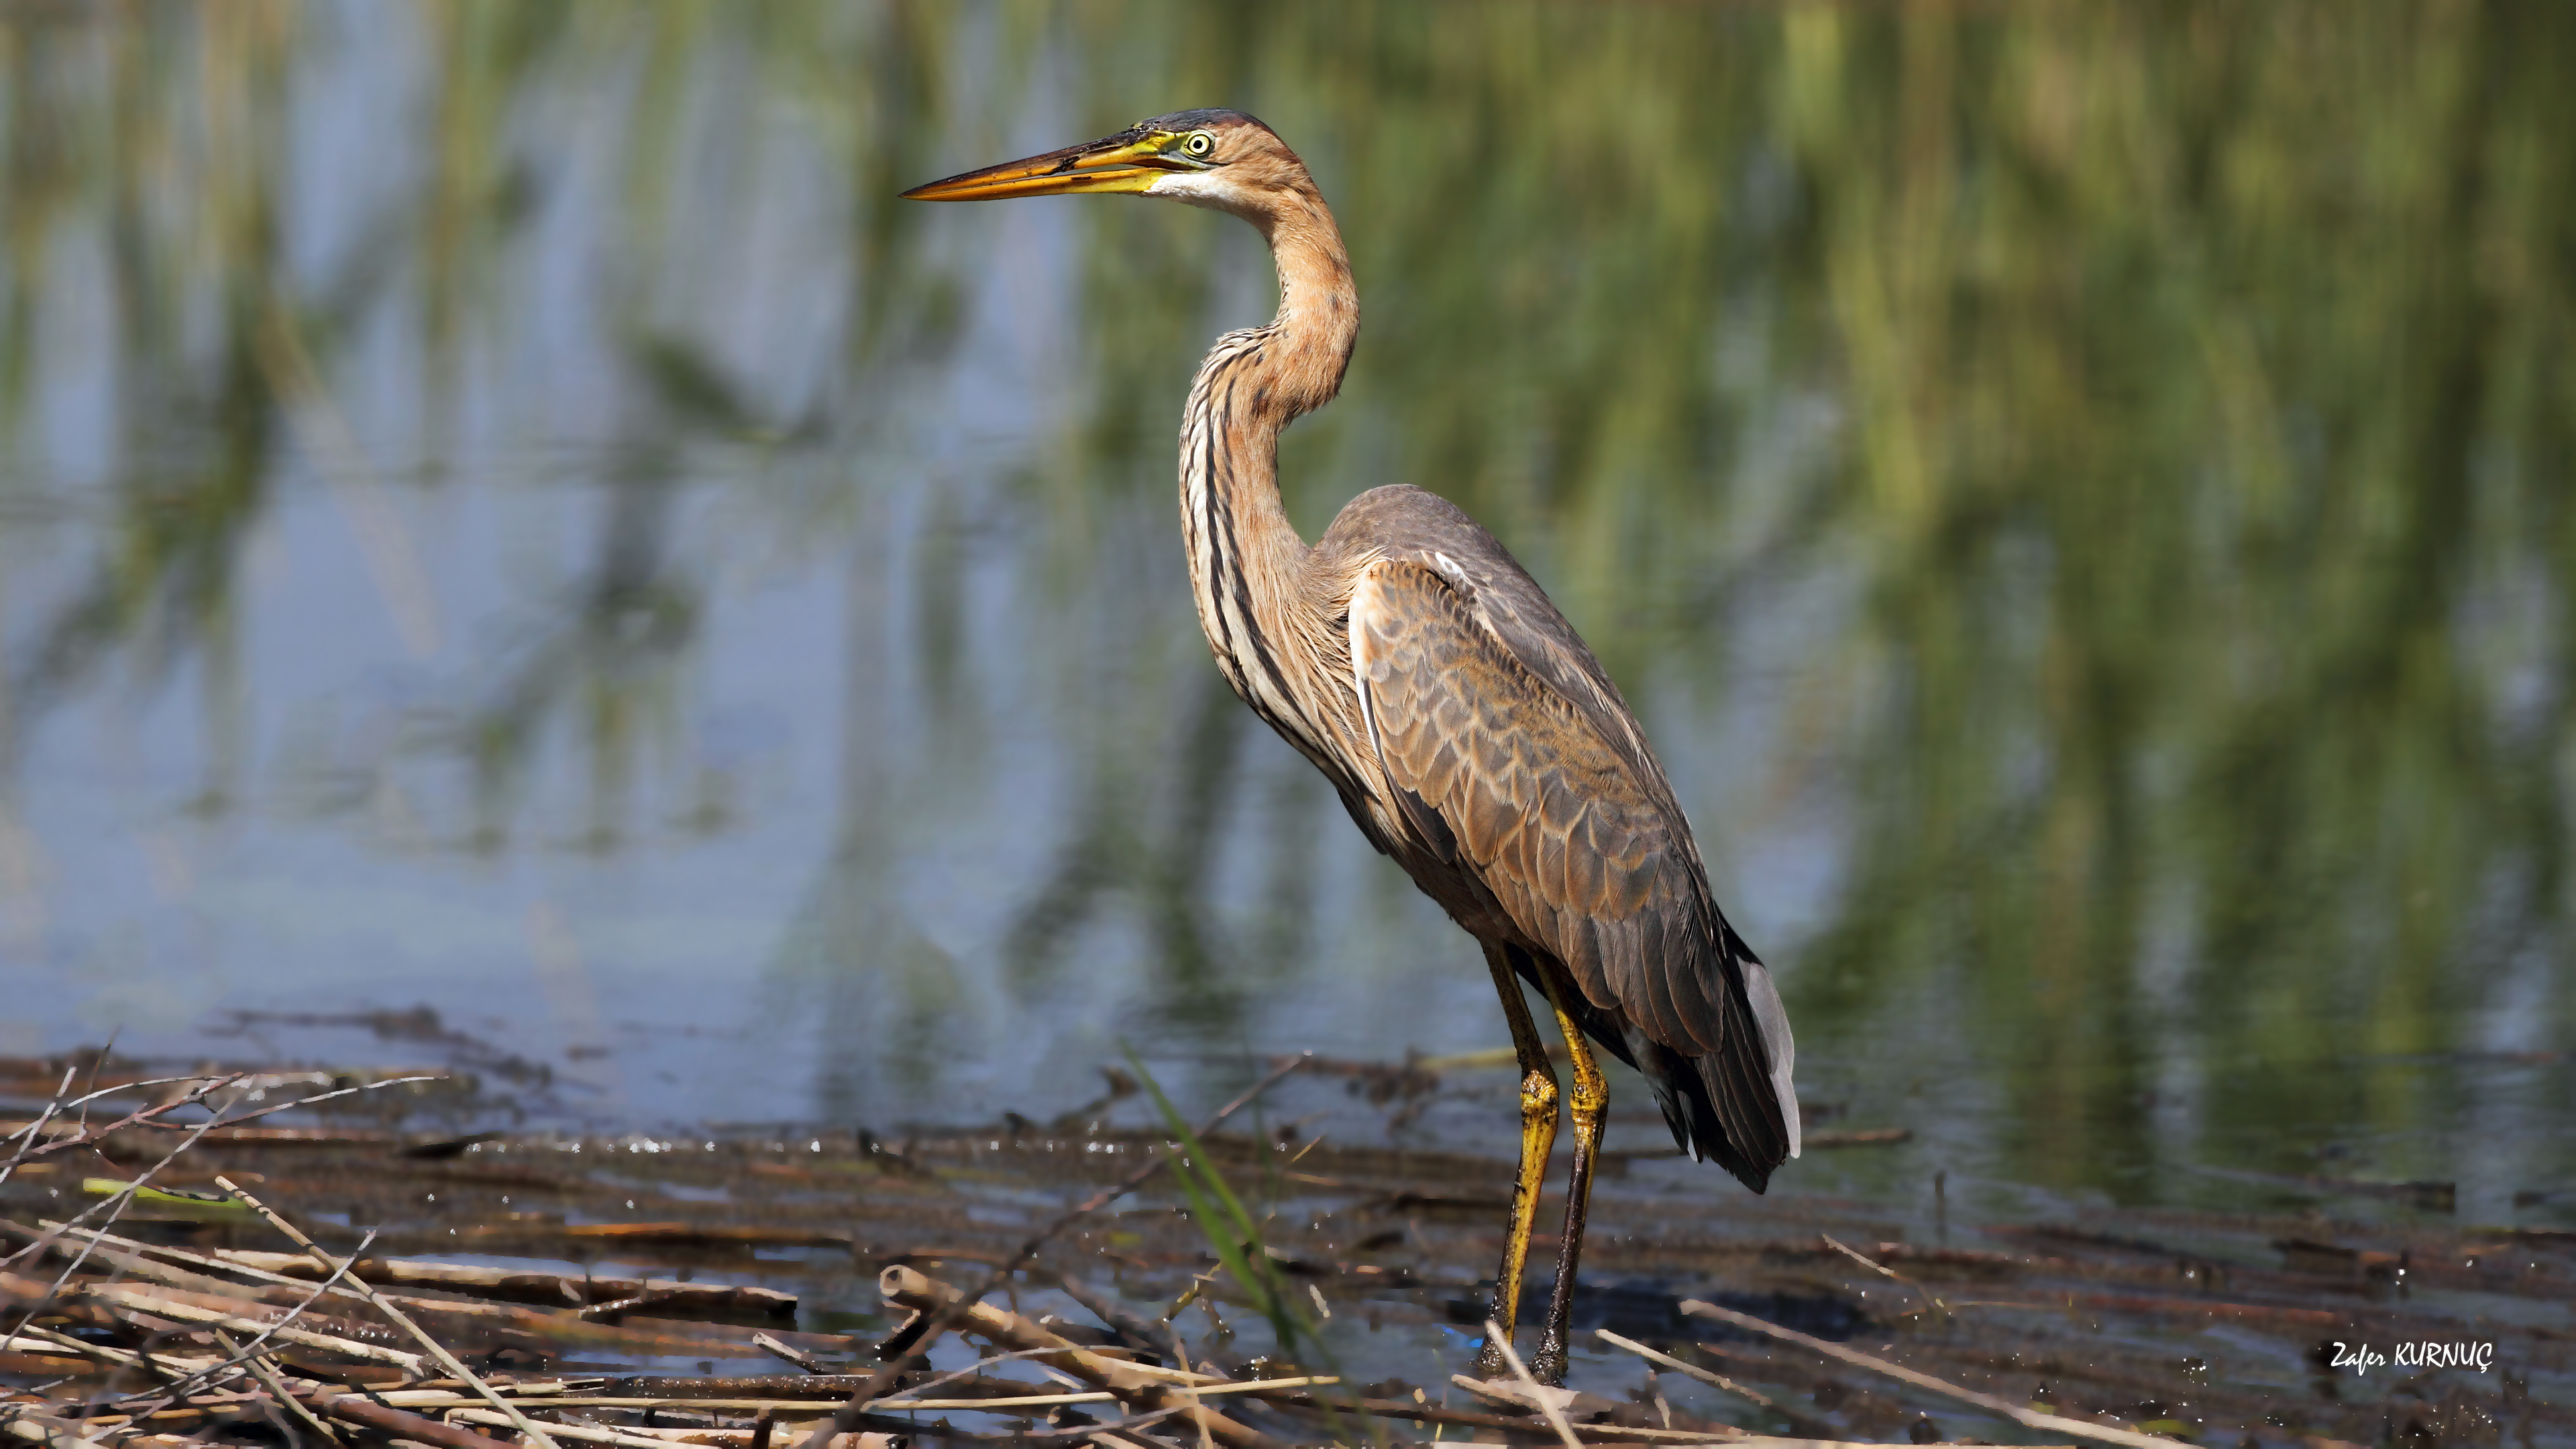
xmin=1472 ymin=943 xmax=1558 ymax=1381
xmin=1529 ymin=973 xmax=1608 ymax=1386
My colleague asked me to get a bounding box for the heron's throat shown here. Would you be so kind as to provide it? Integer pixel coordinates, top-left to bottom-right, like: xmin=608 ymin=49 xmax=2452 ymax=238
xmin=1245 ymin=192 xmax=1361 ymax=427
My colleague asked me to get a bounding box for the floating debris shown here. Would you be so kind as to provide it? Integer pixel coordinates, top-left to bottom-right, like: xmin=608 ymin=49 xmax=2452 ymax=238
xmin=4 ymin=1053 xmax=2569 ymax=1446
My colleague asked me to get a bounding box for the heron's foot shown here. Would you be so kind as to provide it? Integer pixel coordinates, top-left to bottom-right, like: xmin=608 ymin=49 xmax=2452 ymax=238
xmin=1527 ymin=1328 xmax=1568 ymax=1387
xmin=1472 ymin=1332 xmax=1568 ymax=1389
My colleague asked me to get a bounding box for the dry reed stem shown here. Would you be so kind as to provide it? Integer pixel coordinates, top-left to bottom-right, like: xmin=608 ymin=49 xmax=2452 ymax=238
xmin=2 ymin=1077 xmax=246 ymax=1168
xmin=1593 ymin=1330 xmax=1776 ymax=1411
xmin=444 ymin=1411 xmax=899 ymax=1449
xmin=1053 ymin=1275 xmax=1178 ymax=1360
xmin=1 ymin=1071 xmax=244 ymax=1167
xmin=789 ymin=1055 xmax=1309 ymax=1449
xmin=7 ymin=1076 xmax=441 ymax=1167
xmin=19 ymin=1226 xmax=782 ymax=1364
xmin=3 ymin=1324 xmax=213 ymax=1375
xmin=144 ymin=1231 xmax=380 ymax=1403
xmin=5 ymin=1089 xmax=258 ymax=1344
xmin=361 ymin=1392 xmax=878 ymax=1411
xmin=865 ymin=1346 xmax=1129 ymax=1405
xmin=447 ymin=1422 xmax=885 ymax=1449
xmin=575 ymin=1289 xmax=680 ymax=1323
xmin=294 ymin=1389 xmax=516 ymax=1449
xmin=18 ymin=1325 xmax=515 ymax=1449
xmin=1477 ymin=1320 xmax=1581 ymax=1449
xmin=4 ymin=1072 xmax=439 ymax=1366
xmin=1818 ymin=1234 xmax=1947 ymax=1320
xmin=17 ymin=1277 xmax=424 ymax=1375
xmin=751 ymin=1333 xmax=824 ymax=1374
xmin=3 ymin=1226 xmax=392 ymax=1342
xmin=1 ymin=1407 xmax=121 ymax=1449
xmin=870 ymin=1377 xmax=1332 ymax=1412
xmin=212 ymin=1329 xmax=343 ymax=1448
xmin=214 ymin=1177 xmax=562 ymax=1449
xmin=208 ymin=1250 xmax=792 ymax=1320
xmin=1679 ymin=1298 xmax=2186 ymax=1449
xmin=1432 ymin=1389 xmax=1756 ymax=1444
xmin=1171 ymin=1336 xmax=1212 ymax=1449
xmin=876 ymin=1267 xmax=1285 ymax=1449
xmin=29 ymin=1224 xmax=368 ymax=1303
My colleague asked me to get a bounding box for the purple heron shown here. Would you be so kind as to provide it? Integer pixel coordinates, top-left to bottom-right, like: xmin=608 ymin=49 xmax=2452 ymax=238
xmin=907 ymin=111 xmax=1798 ymax=1385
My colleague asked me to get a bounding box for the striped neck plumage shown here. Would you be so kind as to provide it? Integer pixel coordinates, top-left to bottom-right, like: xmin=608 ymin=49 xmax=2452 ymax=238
xmin=1175 ymin=181 xmax=1360 ymax=749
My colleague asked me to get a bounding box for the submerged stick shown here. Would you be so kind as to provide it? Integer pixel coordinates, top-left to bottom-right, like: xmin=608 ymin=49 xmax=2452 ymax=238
xmin=1678 ymin=1299 xmax=2186 ymax=1449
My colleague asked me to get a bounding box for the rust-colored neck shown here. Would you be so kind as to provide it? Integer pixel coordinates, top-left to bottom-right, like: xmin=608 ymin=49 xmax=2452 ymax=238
xmin=1239 ymin=183 xmax=1361 ymax=429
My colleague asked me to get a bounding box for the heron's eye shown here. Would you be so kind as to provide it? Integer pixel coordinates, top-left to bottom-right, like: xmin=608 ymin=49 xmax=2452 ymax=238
xmin=1182 ymin=131 xmax=1216 ymax=159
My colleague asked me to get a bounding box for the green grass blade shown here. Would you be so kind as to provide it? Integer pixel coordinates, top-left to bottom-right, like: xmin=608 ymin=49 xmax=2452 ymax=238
xmin=1122 ymin=1048 xmax=1307 ymax=1351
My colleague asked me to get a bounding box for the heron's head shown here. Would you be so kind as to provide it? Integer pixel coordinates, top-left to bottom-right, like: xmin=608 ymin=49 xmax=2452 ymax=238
xmin=902 ymin=109 xmax=1316 ymax=226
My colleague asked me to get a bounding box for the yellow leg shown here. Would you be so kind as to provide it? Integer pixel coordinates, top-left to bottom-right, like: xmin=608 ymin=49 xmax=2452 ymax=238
xmin=1531 ymin=973 xmax=1609 ymax=1386
xmin=1472 ymin=944 xmax=1558 ymax=1380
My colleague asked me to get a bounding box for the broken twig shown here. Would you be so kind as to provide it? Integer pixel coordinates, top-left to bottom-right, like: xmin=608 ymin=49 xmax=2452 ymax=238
xmin=1480 ymin=1319 xmax=1580 ymax=1449
xmin=1679 ymin=1298 xmax=2186 ymax=1449
xmin=216 ymin=1177 xmax=564 ymax=1449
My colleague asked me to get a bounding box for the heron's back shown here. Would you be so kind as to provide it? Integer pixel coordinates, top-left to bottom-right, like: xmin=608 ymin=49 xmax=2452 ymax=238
xmin=1319 ymin=486 xmax=1799 ymax=1189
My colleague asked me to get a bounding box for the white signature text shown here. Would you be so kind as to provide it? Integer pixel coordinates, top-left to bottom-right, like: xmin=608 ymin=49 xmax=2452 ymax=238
xmin=2330 ymin=1340 xmax=2496 ymax=1375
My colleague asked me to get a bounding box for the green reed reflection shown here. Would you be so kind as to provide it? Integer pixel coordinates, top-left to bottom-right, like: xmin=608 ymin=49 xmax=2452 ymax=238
xmin=0 ymin=1 xmax=2568 ymax=1201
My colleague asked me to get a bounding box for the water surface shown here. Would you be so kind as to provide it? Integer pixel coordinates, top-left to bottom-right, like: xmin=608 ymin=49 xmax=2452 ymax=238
xmin=1 ymin=1 xmax=2571 ymax=1228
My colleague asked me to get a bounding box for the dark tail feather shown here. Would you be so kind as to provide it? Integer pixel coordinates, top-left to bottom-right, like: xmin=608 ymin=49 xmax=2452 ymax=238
xmin=1625 ymin=962 xmax=1796 ymax=1191
xmin=1515 ymin=942 xmax=1797 ymax=1194
xmin=1622 ymin=1034 xmax=1785 ymax=1193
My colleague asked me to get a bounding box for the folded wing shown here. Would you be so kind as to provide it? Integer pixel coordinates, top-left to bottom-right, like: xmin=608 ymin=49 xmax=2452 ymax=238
xmin=1348 ymin=556 xmax=1798 ymax=1183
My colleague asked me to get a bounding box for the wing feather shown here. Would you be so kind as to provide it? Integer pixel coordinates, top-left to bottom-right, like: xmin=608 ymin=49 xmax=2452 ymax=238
xmin=1348 ymin=557 xmax=1794 ymax=1183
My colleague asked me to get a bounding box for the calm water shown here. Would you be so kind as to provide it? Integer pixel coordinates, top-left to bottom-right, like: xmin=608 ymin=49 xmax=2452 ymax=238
xmin=1 ymin=2 xmax=2571 ymax=1226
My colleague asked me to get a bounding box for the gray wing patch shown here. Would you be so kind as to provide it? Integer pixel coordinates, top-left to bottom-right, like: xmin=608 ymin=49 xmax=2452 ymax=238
xmin=1348 ymin=558 xmax=1729 ymax=1057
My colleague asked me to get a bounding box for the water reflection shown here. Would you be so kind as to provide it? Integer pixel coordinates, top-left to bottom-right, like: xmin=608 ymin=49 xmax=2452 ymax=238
xmin=1 ymin=1 xmax=2569 ymax=1219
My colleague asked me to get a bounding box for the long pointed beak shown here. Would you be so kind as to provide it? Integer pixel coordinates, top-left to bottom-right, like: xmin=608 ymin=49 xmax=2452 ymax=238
xmin=904 ymin=130 xmax=1180 ymax=201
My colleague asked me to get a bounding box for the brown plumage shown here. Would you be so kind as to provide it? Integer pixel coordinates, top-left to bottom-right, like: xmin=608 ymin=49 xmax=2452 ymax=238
xmin=908 ymin=108 xmax=1796 ymax=1386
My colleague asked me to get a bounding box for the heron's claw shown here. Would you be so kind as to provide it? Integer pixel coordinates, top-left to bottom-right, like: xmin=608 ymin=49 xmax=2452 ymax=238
xmin=1472 ymin=1328 xmax=1569 ymax=1389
